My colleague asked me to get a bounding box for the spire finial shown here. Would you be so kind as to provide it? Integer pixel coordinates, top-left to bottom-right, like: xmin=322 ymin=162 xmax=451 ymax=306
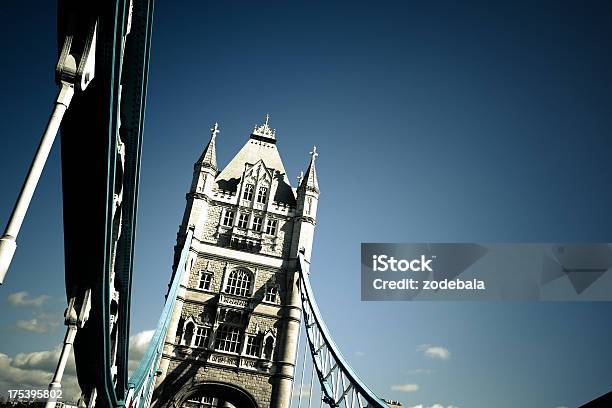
xmin=210 ymin=122 xmax=220 ymax=140
xmin=297 ymin=171 xmax=304 ymax=185
xmin=251 ymin=114 xmax=276 ymax=140
xmin=310 ymin=146 xmax=318 ymax=162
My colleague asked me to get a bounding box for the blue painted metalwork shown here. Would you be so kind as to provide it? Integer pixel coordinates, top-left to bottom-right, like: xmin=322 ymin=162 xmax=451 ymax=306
xmin=297 ymin=254 xmax=389 ymax=408
xmin=127 ymin=228 xmax=194 ymax=407
xmin=59 ymin=1 xmax=155 ymax=405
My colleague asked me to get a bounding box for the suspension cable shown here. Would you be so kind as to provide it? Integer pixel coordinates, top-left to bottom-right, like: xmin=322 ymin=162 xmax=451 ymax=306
xmin=289 ymin=279 xmax=304 ymax=408
xmin=297 ymin=327 xmax=309 ymax=408
xmin=307 ymin=355 xmax=315 ymax=408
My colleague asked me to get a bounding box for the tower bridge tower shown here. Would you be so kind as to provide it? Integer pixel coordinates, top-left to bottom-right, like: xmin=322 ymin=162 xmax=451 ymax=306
xmin=152 ymin=116 xmax=320 ymax=408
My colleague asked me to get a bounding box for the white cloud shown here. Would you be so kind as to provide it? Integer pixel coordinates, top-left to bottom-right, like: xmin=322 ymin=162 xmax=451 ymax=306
xmin=0 ymin=350 xmax=80 ymax=403
xmin=15 ymin=318 xmax=49 ymax=333
xmin=355 ymin=351 xmax=366 ymax=357
xmin=390 ymin=384 xmax=419 ymax=392
xmin=128 ymin=330 xmax=154 ymax=374
xmin=13 ymin=348 xmax=77 ymax=376
xmin=7 ymin=291 xmax=50 ymax=307
xmin=0 ymin=329 xmax=153 ymax=403
xmin=418 ymin=344 xmax=451 ymax=360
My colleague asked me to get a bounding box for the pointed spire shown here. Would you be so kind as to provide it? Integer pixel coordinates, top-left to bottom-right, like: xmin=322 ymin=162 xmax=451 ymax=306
xmin=299 ymin=146 xmax=319 ymax=193
xmin=196 ymin=122 xmax=219 ymax=170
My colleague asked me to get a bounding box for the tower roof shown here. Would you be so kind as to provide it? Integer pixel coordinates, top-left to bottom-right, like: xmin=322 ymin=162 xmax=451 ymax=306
xmin=196 ymin=122 xmax=219 ymax=170
xmin=299 ymin=146 xmax=319 ymax=194
xmin=215 ymin=116 xmax=296 ymax=205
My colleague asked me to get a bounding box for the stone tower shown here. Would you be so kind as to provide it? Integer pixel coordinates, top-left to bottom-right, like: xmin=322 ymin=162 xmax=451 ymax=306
xmin=152 ymin=116 xmax=320 ymax=408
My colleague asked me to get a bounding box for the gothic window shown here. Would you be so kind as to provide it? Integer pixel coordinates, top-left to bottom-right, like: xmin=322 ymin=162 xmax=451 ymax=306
xmin=256 ymin=187 xmax=268 ymax=204
xmin=265 ymin=285 xmax=279 ymax=303
xmin=224 ymin=269 xmax=252 ymax=297
xmin=306 ymin=197 xmax=313 ymax=215
xmin=198 ymin=271 xmax=212 ymax=290
xmin=252 ymin=216 xmax=263 ymax=232
xmin=214 ymin=325 xmax=242 ymax=353
xmin=265 ymin=219 xmax=278 ymax=235
xmin=237 ymin=213 xmax=249 ymax=229
xmin=222 ymin=210 xmax=235 ymax=226
xmin=194 ymin=326 xmax=210 ymax=348
xmin=183 ymin=321 xmax=194 ymax=346
xmin=243 ymin=184 xmax=254 ymax=201
xmin=245 ymin=335 xmax=262 ymax=357
xmin=263 ymin=336 xmax=274 ymax=360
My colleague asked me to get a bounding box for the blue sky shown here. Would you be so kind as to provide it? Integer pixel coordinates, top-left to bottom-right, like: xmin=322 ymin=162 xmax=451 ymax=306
xmin=1 ymin=1 xmax=612 ymax=407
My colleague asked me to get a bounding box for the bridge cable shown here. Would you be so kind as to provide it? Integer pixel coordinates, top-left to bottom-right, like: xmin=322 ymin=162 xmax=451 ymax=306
xmin=307 ymin=355 xmax=315 ymax=408
xmin=289 ymin=288 xmax=304 ymax=408
xmin=297 ymin=317 xmax=310 ymax=408
xmin=297 ymin=254 xmax=389 ymax=408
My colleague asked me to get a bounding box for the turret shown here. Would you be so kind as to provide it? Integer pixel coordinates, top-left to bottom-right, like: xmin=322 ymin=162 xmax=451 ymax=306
xmin=291 ymin=146 xmax=320 ymax=261
xmin=190 ymin=122 xmax=219 ymax=195
xmin=174 ymin=123 xmax=219 ymax=269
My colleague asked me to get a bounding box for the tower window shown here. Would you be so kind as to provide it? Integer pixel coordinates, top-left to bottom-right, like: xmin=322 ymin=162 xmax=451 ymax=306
xmin=265 ymin=285 xmax=279 ymax=303
xmin=265 ymin=219 xmax=278 ymax=235
xmin=214 ymin=325 xmax=242 ymax=353
xmin=237 ymin=213 xmax=249 ymax=228
xmin=225 ymin=269 xmax=252 ymax=297
xmin=222 ymin=210 xmax=235 ymax=226
xmin=198 ymin=271 xmax=212 ymax=290
xmin=245 ymin=335 xmax=262 ymax=357
xmin=306 ymin=197 xmax=313 ymax=215
xmin=263 ymin=336 xmax=274 ymax=360
xmin=256 ymin=187 xmax=268 ymax=204
xmin=194 ymin=326 xmax=210 ymax=348
xmin=183 ymin=321 xmax=194 ymax=346
xmin=252 ymin=216 xmax=263 ymax=232
xmin=243 ymin=184 xmax=254 ymax=201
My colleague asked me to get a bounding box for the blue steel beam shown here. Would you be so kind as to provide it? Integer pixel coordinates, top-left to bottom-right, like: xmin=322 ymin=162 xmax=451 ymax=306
xmin=59 ymin=0 xmax=154 ymax=405
xmin=127 ymin=228 xmax=194 ymax=408
xmin=297 ymin=254 xmax=389 ymax=408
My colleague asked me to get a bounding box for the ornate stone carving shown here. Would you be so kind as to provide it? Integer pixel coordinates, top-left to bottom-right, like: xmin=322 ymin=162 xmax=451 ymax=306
xmin=251 ymin=114 xmax=276 ymax=140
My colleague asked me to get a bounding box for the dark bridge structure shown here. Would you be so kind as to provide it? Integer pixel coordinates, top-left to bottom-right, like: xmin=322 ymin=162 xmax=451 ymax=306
xmin=0 ymin=1 xmax=391 ymax=407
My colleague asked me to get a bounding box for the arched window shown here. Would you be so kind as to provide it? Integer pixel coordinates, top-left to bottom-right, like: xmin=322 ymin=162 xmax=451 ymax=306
xmin=214 ymin=325 xmax=242 ymax=353
xmin=263 ymin=336 xmax=274 ymax=360
xmin=256 ymin=187 xmax=268 ymax=204
xmin=252 ymin=216 xmax=263 ymax=232
xmin=264 ymin=285 xmax=279 ymax=303
xmin=183 ymin=321 xmax=194 ymax=346
xmin=224 ymin=269 xmax=252 ymax=297
xmin=243 ymin=184 xmax=254 ymax=201
xmin=198 ymin=271 xmax=213 ymax=290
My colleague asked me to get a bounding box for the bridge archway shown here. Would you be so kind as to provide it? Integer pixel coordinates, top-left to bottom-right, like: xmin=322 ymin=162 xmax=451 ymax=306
xmin=170 ymin=381 xmax=259 ymax=408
